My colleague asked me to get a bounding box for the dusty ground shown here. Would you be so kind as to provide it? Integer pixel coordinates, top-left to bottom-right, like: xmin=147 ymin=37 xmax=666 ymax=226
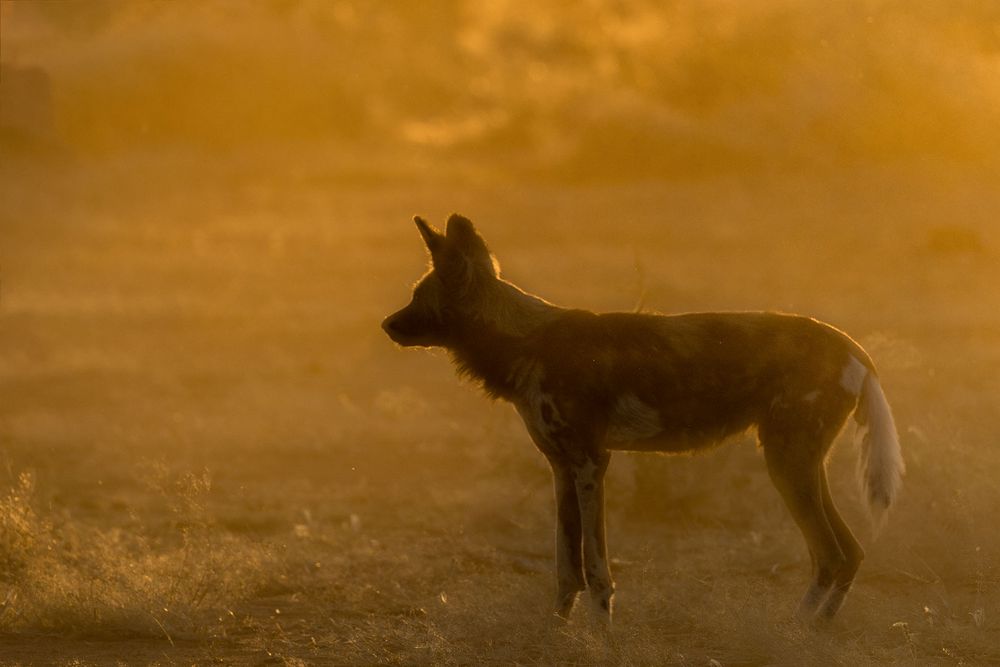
xmin=1 ymin=155 xmax=999 ymax=665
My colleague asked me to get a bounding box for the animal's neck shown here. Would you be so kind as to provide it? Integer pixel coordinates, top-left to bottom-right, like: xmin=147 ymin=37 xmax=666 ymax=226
xmin=448 ymin=280 xmax=560 ymax=400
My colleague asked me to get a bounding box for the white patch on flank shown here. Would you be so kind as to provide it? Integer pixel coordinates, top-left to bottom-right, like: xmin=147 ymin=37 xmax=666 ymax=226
xmin=802 ymin=390 xmax=821 ymax=403
xmin=606 ymin=393 xmax=663 ymax=443
xmin=839 ymin=356 xmax=868 ymax=396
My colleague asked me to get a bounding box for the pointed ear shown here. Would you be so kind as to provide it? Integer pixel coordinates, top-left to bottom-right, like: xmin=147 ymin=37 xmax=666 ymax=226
xmin=414 ymin=216 xmax=445 ymax=254
xmin=445 ymin=214 xmax=493 ymax=270
xmin=445 ymin=213 xmax=477 ymax=239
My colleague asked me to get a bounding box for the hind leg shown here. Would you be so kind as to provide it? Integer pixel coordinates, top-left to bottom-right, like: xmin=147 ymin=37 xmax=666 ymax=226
xmin=816 ymin=472 xmax=864 ymax=619
xmin=761 ymin=435 xmax=846 ymax=620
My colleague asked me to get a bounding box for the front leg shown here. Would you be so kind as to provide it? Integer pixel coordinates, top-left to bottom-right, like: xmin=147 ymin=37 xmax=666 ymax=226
xmin=551 ymin=462 xmax=585 ymax=618
xmin=573 ymin=451 xmax=614 ymax=620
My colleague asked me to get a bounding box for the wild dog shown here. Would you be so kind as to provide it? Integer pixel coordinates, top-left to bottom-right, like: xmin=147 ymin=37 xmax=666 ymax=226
xmin=382 ymin=214 xmax=903 ymax=623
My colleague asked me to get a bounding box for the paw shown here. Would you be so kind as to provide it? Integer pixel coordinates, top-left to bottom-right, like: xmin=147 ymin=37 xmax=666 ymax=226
xmin=587 ymin=588 xmax=614 ymax=625
xmin=795 ymin=582 xmax=831 ymax=621
xmin=554 ymin=589 xmax=580 ymax=619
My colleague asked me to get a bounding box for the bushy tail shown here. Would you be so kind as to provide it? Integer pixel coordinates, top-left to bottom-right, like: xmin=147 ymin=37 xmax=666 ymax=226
xmin=854 ymin=370 xmax=904 ymax=533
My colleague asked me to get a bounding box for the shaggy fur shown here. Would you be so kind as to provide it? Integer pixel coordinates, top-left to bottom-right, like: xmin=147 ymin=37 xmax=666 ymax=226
xmin=383 ymin=214 xmax=903 ymax=623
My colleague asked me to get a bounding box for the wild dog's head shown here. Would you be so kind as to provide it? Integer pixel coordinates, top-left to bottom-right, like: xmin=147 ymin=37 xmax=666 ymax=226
xmin=382 ymin=213 xmax=499 ymax=347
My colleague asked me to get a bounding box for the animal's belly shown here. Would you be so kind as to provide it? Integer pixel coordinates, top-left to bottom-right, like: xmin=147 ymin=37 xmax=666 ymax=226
xmin=602 ymin=392 xmax=756 ymax=453
xmin=604 ymin=425 xmax=750 ymax=453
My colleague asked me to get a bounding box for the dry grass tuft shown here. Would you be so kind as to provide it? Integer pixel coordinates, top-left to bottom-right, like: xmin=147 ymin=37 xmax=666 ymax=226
xmin=0 ymin=468 xmax=275 ymax=640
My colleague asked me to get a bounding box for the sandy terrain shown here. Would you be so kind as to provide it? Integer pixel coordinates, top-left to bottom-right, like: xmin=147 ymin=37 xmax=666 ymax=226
xmin=1 ymin=156 xmax=998 ymax=665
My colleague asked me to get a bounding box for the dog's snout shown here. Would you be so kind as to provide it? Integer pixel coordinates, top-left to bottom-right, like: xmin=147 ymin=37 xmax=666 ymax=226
xmin=382 ymin=315 xmax=400 ymax=336
xmin=383 ymin=313 xmax=414 ymax=343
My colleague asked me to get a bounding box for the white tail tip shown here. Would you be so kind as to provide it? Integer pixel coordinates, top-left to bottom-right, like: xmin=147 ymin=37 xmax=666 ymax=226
xmin=855 ymin=371 xmax=904 ymax=535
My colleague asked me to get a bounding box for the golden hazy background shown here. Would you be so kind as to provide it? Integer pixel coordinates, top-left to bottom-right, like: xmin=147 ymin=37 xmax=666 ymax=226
xmin=4 ymin=0 xmax=1000 ymax=171
xmin=1 ymin=1 xmax=998 ymax=664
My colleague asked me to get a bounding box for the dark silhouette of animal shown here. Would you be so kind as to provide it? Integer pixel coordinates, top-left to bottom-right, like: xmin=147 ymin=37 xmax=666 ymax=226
xmin=383 ymin=214 xmax=903 ymax=623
